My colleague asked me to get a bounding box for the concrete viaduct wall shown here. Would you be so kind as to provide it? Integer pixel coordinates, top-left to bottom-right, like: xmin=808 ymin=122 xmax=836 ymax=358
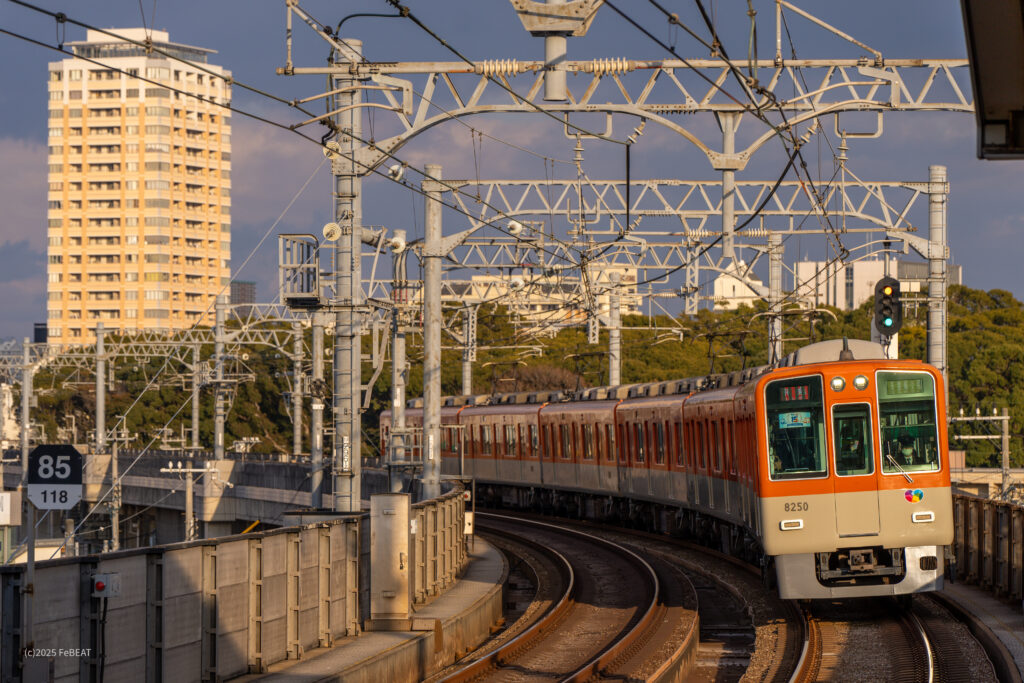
xmin=0 ymin=486 xmax=468 ymax=682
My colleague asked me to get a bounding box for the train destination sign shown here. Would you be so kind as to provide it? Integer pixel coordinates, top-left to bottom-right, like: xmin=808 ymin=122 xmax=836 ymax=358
xmin=27 ymin=444 xmax=83 ymax=510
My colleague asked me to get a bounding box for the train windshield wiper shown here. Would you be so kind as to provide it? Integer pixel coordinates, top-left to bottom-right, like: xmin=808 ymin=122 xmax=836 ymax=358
xmin=885 ymin=454 xmax=914 ymax=484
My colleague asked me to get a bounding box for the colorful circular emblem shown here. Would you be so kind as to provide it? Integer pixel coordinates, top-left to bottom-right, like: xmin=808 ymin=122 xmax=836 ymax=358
xmin=905 ymin=489 xmax=924 ymax=503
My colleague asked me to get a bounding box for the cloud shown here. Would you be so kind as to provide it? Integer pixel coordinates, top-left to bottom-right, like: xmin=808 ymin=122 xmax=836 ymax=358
xmin=0 ymin=137 xmax=47 ymax=250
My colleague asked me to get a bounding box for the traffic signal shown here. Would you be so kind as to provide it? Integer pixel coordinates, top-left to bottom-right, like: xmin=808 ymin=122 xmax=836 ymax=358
xmin=874 ymin=276 xmax=903 ymax=335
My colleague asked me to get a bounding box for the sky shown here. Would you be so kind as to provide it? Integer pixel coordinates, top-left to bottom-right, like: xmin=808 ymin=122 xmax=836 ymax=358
xmin=0 ymin=0 xmax=1020 ymax=340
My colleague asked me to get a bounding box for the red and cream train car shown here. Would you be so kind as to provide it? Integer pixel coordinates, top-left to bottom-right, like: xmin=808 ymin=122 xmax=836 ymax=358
xmin=382 ymin=339 xmax=953 ymax=599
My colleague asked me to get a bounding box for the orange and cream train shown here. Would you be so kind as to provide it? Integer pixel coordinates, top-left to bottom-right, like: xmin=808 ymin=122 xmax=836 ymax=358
xmin=381 ymin=339 xmax=953 ymax=599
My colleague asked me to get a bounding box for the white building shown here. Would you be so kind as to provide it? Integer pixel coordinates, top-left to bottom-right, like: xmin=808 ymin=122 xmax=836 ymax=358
xmin=712 ymin=263 xmax=765 ymax=310
xmin=793 ymin=259 xmax=963 ymax=311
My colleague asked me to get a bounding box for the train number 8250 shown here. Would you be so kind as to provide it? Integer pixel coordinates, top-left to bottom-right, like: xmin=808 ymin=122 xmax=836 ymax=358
xmin=783 ymin=501 xmax=809 ymax=512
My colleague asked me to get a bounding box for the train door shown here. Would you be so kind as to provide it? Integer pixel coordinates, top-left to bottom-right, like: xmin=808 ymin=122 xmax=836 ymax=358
xmin=832 ymin=403 xmax=880 ymax=536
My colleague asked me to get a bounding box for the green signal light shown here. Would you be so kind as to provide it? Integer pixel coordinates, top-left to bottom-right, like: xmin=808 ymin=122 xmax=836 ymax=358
xmin=883 ymin=317 xmax=893 ymax=327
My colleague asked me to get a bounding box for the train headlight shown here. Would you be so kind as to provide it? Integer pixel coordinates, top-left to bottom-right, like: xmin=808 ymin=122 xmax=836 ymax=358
xmin=830 ymin=376 xmax=846 ymax=392
xmin=853 ymin=375 xmax=869 ymax=390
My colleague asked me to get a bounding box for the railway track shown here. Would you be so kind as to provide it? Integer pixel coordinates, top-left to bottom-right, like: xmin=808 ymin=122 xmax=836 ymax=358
xmin=440 ymin=513 xmax=696 ymax=682
xmin=789 ymin=595 xmax=1002 ymax=682
xmin=445 ymin=509 xmax=1011 ymax=683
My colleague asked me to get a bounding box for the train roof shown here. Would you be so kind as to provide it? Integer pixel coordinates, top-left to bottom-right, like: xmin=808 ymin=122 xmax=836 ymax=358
xmin=777 ymin=338 xmax=887 ymax=367
xmin=401 ymin=338 xmax=880 ymax=410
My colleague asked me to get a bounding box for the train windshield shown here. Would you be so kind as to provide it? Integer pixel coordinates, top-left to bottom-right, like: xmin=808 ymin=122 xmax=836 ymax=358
xmin=877 ymin=370 xmax=941 ymax=474
xmin=832 ymin=403 xmax=874 ymax=476
xmin=764 ymin=375 xmax=828 ymax=480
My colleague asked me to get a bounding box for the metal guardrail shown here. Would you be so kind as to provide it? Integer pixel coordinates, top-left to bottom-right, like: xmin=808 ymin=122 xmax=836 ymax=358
xmin=412 ymin=484 xmax=468 ymax=604
xmin=0 ymin=485 xmax=471 ymax=680
xmin=952 ymin=493 xmax=1024 ymax=602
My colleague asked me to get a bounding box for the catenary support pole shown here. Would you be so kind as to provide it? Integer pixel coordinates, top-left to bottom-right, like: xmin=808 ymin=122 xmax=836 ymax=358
xmin=544 ymin=0 xmax=567 ymax=101
xmin=422 ymin=163 xmax=443 ymax=500
xmin=768 ymin=232 xmax=783 ymax=364
xmin=311 ymin=314 xmax=325 ymax=508
xmin=191 ymin=344 xmax=201 ymax=451
xmin=928 ymin=164 xmax=948 ymax=409
xmin=291 ymin=323 xmax=303 ymax=461
xmin=462 ymin=306 xmax=476 ymax=396
xmin=214 ymin=295 xmax=226 ymax=460
xmin=609 ymin=280 xmax=621 ymax=386
xmin=718 ymin=112 xmax=740 ymax=262
xmin=110 ymin=440 xmax=120 ymax=550
xmin=95 ymin=322 xmax=106 ymax=455
xmin=20 ymin=337 xmax=33 ymax=658
xmin=332 ymin=40 xmax=364 ymax=512
xmin=390 ymin=246 xmax=408 ymax=493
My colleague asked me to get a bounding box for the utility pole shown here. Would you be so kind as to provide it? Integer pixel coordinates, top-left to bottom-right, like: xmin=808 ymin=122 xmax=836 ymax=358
xmin=95 ymin=322 xmax=106 ymax=455
xmin=331 ymin=39 xmax=364 ymax=513
xmin=310 ymin=314 xmax=325 ymax=508
xmin=422 ymin=164 xmax=443 ymax=499
xmin=291 ymin=323 xmax=303 ymax=461
xmin=214 ymin=295 xmax=226 ymax=460
xmin=159 ymin=460 xmax=207 ymax=541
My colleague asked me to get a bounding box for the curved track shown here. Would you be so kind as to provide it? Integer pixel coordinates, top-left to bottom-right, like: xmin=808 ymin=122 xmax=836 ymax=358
xmin=443 ymin=513 xmax=692 ymax=682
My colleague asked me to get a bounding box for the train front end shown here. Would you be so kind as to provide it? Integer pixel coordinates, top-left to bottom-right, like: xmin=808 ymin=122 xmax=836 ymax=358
xmin=756 ymin=358 xmax=953 ymax=599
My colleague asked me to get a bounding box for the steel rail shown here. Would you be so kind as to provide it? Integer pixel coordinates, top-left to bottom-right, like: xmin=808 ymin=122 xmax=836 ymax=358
xmin=440 ymin=520 xmax=575 ymax=681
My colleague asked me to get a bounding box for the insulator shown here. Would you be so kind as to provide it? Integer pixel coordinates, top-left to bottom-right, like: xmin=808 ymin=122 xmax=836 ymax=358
xmin=582 ymin=58 xmax=632 ymax=76
xmin=474 ymin=59 xmax=521 ymax=77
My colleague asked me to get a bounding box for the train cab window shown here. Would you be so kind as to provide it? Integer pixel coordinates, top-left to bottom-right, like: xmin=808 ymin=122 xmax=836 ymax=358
xmin=765 ymin=376 xmax=828 ymax=480
xmin=655 ymin=422 xmax=666 ymax=465
xmin=505 ymin=424 xmax=517 ymax=458
xmin=877 ymin=371 xmax=940 ymax=474
xmin=583 ymin=424 xmax=595 ymax=460
xmin=832 ymin=403 xmax=874 ymax=476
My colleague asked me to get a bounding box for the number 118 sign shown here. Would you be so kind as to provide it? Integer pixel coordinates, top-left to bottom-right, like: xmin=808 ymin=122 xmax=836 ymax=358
xmin=27 ymin=444 xmax=83 ymax=510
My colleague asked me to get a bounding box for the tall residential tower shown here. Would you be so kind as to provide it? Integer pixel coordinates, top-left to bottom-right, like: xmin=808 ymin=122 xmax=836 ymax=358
xmin=46 ymin=29 xmax=231 ymax=346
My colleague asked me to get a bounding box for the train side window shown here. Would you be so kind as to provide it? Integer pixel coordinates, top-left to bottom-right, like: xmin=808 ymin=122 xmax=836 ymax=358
xmin=583 ymin=424 xmax=595 ymax=460
xmin=530 ymin=424 xmax=539 ymax=458
xmin=655 ymin=422 xmax=666 ymax=465
xmin=833 ymin=403 xmax=874 ymax=476
xmin=480 ymin=425 xmax=492 ymax=456
xmin=727 ymin=419 xmax=736 ymax=475
xmin=606 ymin=424 xmax=616 ymax=463
xmin=635 ymin=423 xmax=646 ymax=464
xmin=765 ymin=375 xmax=828 ymax=480
xmin=696 ymin=421 xmax=706 ymax=469
xmin=560 ymin=424 xmax=570 ymax=460
xmin=674 ymin=422 xmax=683 ymax=467
xmin=543 ymin=424 xmax=553 ymax=459
xmin=505 ymin=424 xmax=517 ymax=458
